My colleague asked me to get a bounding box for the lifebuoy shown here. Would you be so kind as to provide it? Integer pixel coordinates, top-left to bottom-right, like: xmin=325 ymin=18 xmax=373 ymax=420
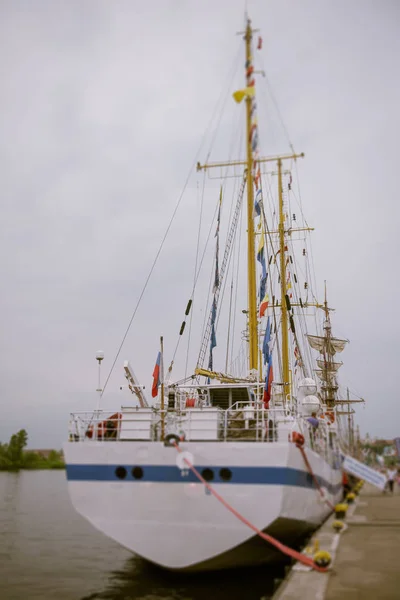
xmin=164 ymin=433 xmax=181 ymax=447
xmin=85 ymin=412 xmax=122 ymax=440
xmin=326 ymin=411 xmax=335 ymax=423
xmin=292 ymin=431 xmax=305 ymax=446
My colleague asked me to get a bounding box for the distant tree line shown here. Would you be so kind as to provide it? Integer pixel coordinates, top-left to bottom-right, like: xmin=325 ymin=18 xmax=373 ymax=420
xmin=0 ymin=429 xmax=65 ymax=471
xmin=361 ymin=439 xmax=398 ymax=468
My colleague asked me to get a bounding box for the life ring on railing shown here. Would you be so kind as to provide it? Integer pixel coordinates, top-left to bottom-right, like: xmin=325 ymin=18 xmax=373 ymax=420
xmin=185 ymin=398 xmax=196 ymax=408
xmin=319 ymin=412 xmax=335 ymax=423
xmin=325 ymin=411 xmax=335 ymax=423
xmin=291 ymin=431 xmax=305 ymax=446
xmin=164 ymin=433 xmax=181 ymax=447
xmin=85 ymin=412 xmax=122 ymax=440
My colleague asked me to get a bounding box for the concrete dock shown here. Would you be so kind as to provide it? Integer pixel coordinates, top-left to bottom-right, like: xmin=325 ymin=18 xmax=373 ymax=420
xmin=273 ymin=483 xmax=400 ymax=600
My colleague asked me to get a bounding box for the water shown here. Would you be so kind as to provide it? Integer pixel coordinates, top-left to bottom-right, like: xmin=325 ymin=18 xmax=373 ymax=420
xmin=0 ymin=471 xmax=285 ymax=600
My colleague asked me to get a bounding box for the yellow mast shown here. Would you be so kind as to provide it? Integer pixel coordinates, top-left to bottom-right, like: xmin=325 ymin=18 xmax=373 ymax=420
xmin=197 ymin=19 xmax=304 ymax=384
xmin=277 ymin=159 xmax=290 ymax=400
xmin=244 ymin=20 xmax=258 ymax=373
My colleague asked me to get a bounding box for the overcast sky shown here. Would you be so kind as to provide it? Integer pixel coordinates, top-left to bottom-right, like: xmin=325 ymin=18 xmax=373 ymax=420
xmin=1 ymin=0 xmax=399 ymax=448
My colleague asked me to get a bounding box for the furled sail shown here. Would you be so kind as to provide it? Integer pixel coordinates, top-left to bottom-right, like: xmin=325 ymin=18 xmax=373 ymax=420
xmin=315 ymin=369 xmax=337 ymax=383
xmin=316 ymin=359 xmax=343 ymax=372
xmin=330 ymin=338 xmax=348 ymax=353
xmin=307 ymin=334 xmax=348 ymax=355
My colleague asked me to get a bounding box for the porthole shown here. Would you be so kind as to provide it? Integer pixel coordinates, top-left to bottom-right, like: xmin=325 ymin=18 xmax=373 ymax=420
xmin=219 ymin=468 xmax=232 ymax=482
xmin=201 ymin=468 xmax=214 ymax=482
xmin=115 ymin=466 xmax=127 ymax=479
xmin=132 ymin=466 xmax=144 ymax=480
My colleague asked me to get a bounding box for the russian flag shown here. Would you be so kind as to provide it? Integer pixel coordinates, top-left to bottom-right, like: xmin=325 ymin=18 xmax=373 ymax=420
xmin=151 ymin=352 xmax=161 ymax=398
xmin=263 ymin=355 xmax=273 ymax=408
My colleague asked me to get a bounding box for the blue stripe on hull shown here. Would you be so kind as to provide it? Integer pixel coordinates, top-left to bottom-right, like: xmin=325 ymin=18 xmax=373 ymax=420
xmin=66 ymin=464 xmax=342 ymax=495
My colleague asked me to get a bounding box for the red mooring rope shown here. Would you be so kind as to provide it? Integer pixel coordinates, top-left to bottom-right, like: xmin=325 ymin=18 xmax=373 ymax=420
xmin=172 ymin=441 xmax=329 ymax=572
xmin=295 ymin=442 xmax=336 ymax=511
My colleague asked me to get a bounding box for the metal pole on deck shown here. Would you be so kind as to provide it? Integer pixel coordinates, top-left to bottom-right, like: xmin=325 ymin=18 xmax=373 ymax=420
xmin=96 ymin=351 xmax=104 ymax=412
xmin=160 ymin=337 xmax=165 ymax=441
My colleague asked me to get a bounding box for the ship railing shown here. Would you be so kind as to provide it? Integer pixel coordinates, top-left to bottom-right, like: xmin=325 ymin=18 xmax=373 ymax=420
xmin=68 ymin=411 xmax=124 ymax=442
xmin=68 ymin=408 xmax=298 ymax=443
xmin=223 ymin=404 xmax=294 ymax=442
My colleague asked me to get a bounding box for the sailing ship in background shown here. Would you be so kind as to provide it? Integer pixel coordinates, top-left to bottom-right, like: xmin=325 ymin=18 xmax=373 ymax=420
xmin=64 ymin=18 xmax=364 ymax=571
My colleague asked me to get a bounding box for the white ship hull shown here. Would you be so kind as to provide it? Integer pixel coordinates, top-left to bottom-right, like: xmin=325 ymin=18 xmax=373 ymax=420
xmin=64 ymin=440 xmax=342 ymax=571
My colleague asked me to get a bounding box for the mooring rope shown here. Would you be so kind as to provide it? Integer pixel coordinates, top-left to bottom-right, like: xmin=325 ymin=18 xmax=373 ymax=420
xmin=295 ymin=441 xmax=336 ymax=511
xmin=171 ymin=440 xmax=329 ymax=572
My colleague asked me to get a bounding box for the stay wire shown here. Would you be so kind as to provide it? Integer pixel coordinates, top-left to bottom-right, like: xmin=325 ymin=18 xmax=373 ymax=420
xmin=229 ymin=200 xmax=243 ymax=370
xmin=168 ymin=44 xmax=244 ymax=378
xmin=256 ymin=52 xmax=296 ymax=155
xmin=101 ymin=44 xmax=242 ymax=396
xmin=184 ymin=175 xmax=206 ymax=379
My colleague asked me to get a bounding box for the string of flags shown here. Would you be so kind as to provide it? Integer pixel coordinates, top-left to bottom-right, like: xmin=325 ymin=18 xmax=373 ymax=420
xmin=256 ymin=225 xmax=269 ymax=317
xmin=208 ymin=187 xmax=222 ymax=372
xmin=262 ymin=317 xmax=273 ymax=407
xmin=245 ymin=41 xmax=270 ymax=318
xmin=232 ymin=31 xmax=305 ymax=391
xmin=247 ymin=39 xmax=274 ymax=395
xmin=233 ymin=31 xmax=272 ymax=378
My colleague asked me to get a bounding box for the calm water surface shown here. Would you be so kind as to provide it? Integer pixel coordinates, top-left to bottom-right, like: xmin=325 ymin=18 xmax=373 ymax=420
xmin=0 ymin=471 xmax=285 ymax=600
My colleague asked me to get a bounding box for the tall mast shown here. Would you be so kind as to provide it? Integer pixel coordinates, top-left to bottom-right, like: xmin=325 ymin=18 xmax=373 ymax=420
xmin=347 ymin=387 xmax=352 ymax=454
xmin=322 ymin=281 xmax=336 ymax=407
xmin=244 ymin=19 xmax=258 ymax=373
xmin=197 ymin=17 xmax=304 ymax=381
xmin=278 ymin=159 xmax=290 ymax=400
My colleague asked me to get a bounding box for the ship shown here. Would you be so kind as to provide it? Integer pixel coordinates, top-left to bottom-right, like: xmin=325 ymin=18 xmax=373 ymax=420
xmin=64 ymin=18 xmax=356 ymax=571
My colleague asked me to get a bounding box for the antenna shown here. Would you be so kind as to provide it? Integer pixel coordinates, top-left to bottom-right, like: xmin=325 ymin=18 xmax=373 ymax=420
xmin=96 ymin=351 xmax=104 ymax=411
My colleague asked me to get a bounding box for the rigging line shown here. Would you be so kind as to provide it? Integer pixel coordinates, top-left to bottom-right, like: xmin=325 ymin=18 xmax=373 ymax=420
xmin=224 ymin=196 xmax=239 ymax=373
xmin=215 ymin=213 xmax=237 ymax=329
xmin=287 ymin=284 xmax=308 ymax=376
xmin=171 ymin=193 xmax=219 ymax=371
xmin=195 ymin=105 xmax=243 ymax=373
xmin=101 ymin=172 xmax=191 ymax=396
xmin=199 ymin=172 xmax=247 ymax=369
xmin=292 ymin=159 xmax=320 ymax=310
xmin=225 ymin=279 xmax=234 ymax=372
xmin=197 ymin=197 xmax=221 ymax=355
xmin=101 ymin=40 xmax=243 ymax=396
xmin=262 ymin=169 xmax=277 ymax=228
xmin=175 ymin=106 xmax=244 ymax=379
xmin=184 ymin=175 xmax=206 ymax=379
xmin=260 ymin=185 xmax=283 ymax=384
xmin=221 ymin=121 xmax=244 ymax=370
xmin=215 ymin=176 xmax=242 ymax=330
xmin=215 ymin=128 xmax=242 ymax=336
xmin=286 ymin=234 xmax=314 ymax=373
xmin=205 ymin=43 xmax=243 ymax=164
xmin=199 ymin=251 xmax=217 ymax=356
xmin=255 ymin=53 xmax=296 ymax=154
xmin=230 ymin=199 xmax=243 ymax=367
xmin=165 ymin=134 xmax=245 ymax=375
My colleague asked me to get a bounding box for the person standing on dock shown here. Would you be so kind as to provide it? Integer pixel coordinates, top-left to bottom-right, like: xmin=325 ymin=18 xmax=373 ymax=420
xmin=386 ymin=467 xmax=397 ymax=494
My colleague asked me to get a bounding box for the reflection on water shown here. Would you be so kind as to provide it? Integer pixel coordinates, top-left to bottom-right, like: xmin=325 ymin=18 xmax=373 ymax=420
xmin=0 ymin=471 xmax=285 ymax=600
xmin=82 ymin=557 xmax=284 ymax=600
